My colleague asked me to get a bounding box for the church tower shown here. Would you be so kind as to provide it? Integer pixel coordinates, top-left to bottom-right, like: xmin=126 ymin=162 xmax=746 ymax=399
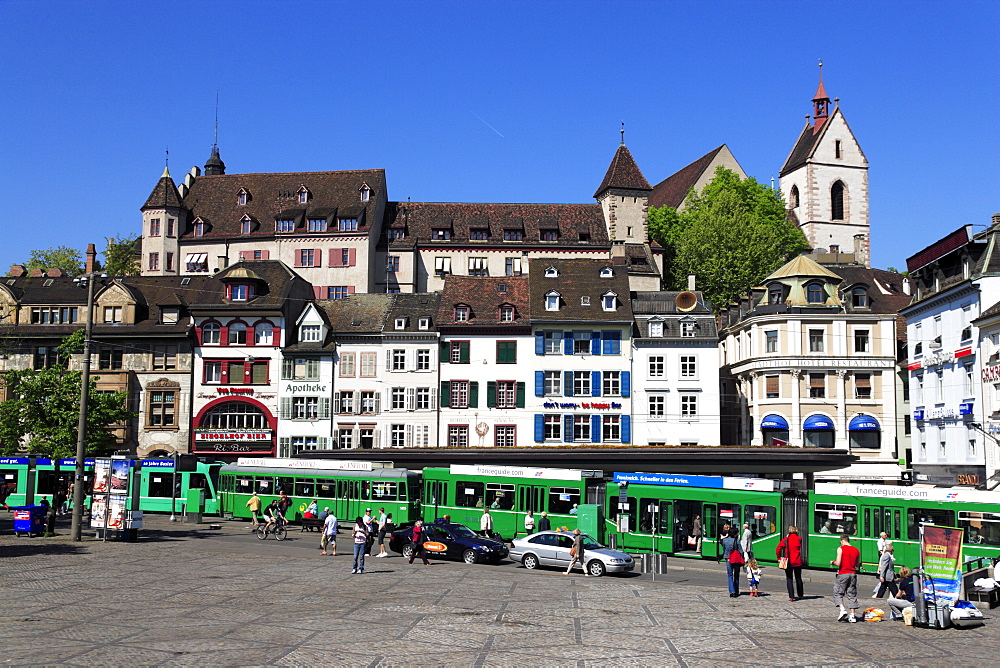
xmin=140 ymin=166 xmax=186 ymax=275
xmin=594 ymin=135 xmax=652 ymax=248
xmin=779 ymin=65 xmax=870 ymax=267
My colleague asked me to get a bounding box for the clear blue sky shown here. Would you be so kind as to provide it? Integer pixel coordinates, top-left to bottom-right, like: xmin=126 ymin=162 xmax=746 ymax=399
xmin=1 ymin=1 xmax=996 ymax=273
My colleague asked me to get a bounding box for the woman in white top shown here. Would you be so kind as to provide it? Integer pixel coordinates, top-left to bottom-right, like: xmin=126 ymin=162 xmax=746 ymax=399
xmin=524 ymin=510 xmax=535 ymax=535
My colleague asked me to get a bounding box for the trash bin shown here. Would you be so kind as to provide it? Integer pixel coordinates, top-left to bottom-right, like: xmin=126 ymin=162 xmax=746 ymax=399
xmin=13 ymin=505 xmax=45 ymax=536
xmin=185 ymin=488 xmax=205 ymax=524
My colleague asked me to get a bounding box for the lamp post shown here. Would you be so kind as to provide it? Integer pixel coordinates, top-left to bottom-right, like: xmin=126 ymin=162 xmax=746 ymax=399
xmin=70 ymin=272 xmax=104 ymax=541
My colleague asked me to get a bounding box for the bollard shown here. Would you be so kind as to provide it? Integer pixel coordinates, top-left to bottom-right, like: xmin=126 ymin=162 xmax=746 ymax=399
xmin=655 ymin=553 xmax=668 ymax=574
xmin=639 ymin=553 xmax=651 ymax=573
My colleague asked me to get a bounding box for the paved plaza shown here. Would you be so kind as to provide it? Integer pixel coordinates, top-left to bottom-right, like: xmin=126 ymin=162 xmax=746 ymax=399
xmin=1 ymin=516 xmax=997 ymax=667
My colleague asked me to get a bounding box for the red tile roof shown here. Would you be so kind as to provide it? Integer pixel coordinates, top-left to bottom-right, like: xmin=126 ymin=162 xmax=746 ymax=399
xmin=593 ymin=144 xmax=651 ymax=198
xmin=648 ymin=145 xmax=726 ymax=209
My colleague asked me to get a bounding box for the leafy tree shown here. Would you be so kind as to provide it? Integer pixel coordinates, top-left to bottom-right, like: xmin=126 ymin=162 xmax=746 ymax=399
xmin=649 ymin=167 xmax=809 ymax=309
xmin=0 ymin=331 xmax=135 ymax=457
xmin=101 ymin=235 xmax=141 ymax=277
xmin=22 ymin=246 xmax=84 ymax=276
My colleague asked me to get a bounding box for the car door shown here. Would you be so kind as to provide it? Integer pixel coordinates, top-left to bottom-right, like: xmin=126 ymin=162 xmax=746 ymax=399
xmin=527 ymin=533 xmax=558 ymax=565
xmin=428 ymin=526 xmax=455 ymax=559
xmin=554 ymin=534 xmax=575 ymax=567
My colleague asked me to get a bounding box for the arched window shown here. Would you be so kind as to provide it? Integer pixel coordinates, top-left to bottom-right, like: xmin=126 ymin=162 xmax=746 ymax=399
xmin=228 ymin=322 xmax=247 ymax=345
xmin=200 ymin=400 xmax=268 ymax=429
xmin=807 ymin=283 xmax=825 ymax=304
xmin=254 ymin=321 xmax=274 ymax=345
xmin=789 ymin=185 xmax=799 ymax=209
xmin=201 ymin=321 xmax=221 ymax=345
xmin=831 ymin=181 xmax=845 ymax=220
xmin=851 ymin=287 xmax=869 ymax=308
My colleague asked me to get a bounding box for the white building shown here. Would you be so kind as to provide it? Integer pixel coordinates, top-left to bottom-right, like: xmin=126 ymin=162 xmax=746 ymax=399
xmin=276 ymin=304 xmax=336 ymax=456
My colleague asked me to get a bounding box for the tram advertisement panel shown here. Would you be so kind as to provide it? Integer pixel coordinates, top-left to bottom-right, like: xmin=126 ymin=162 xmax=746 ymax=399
xmin=921 ymin=525 xmax=963 ymax=606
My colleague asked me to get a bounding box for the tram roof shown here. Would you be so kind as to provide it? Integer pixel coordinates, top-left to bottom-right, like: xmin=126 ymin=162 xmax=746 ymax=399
xmin=221 ymin=464 xmax=413 ymax=479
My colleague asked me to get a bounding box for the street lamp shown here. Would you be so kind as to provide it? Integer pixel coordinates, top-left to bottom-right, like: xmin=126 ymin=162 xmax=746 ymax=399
xmin=69 ymin=271 xmax=106 ymax=542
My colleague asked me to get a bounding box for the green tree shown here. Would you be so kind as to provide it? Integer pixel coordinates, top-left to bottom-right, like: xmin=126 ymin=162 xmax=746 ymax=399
xmin=101 ymin=235 xmax=141 ymax=277
xmin=649 ymin=167 xmax=809 ymax=309
xmin=22 ymin=246 xmax=84 ymax=276
xmin=0 ymin=332 xmax=135 ymax=457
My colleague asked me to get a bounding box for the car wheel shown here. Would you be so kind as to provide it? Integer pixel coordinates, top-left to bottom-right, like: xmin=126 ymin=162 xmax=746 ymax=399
xmin=522 ymin=553 xmax=539 ymax=570
xmin=463 ymin=549 xmax=478 ymax=565
xmin=587 ymin=560 xmax=606 ymax=577
xmin=402 ymin=544 xmax=415 ymax=559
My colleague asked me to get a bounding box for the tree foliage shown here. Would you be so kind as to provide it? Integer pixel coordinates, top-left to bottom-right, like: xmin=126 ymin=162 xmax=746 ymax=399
xmin=102 ymin=235 xmax=141 ymax=277
xmin=23 ymin=246 xmax=84 ymax=276
xmin=0 ymin=332 xmax=135 ymax=457
xmin=648 ymin=167 xmax=809 ymax=309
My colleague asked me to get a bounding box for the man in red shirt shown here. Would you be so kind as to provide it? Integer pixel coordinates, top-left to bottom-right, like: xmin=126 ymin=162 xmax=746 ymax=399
xmin=831 ymin=534 xmax=861 ymax=623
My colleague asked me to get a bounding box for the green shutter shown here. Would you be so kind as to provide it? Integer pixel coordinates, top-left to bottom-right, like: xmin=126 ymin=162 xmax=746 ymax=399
xmin=440 ymin=343 xmax=449 ymax=363
xmin=440 ymin=381 xmax=450 ymax=407
xmin=469 ymin=381 xmax=478 ymax=407
xmin=487 ymin=381 xmax=497 ymax=408
xmin=459 ymin=341 xmax=470 ymax=363
xmin=516 ymin=382 xmax=525 ymax=408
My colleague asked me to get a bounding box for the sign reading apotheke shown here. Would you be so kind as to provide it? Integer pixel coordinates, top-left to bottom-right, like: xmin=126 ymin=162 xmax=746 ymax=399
xmin=284 ymin=383 xmax=328 ymax=394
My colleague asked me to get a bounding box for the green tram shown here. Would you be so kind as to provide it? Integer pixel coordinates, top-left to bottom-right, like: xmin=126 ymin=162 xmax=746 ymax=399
xmin=218 ymin=457 xmax=421 ymax=524
xmin=0 ymin=456 xmax=222 ymax=515
xmin=420 ymin=464 xmax=605 ymax=538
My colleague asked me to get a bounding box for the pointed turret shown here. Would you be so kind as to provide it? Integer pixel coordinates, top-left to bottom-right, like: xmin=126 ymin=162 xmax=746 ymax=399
xmin=811 ymin=62 xmax=831 ymax=134
xmin=593 ymin=143 xmax=651 ymax=199
xmin=204 ymin=145 xmax=226 ymax=176
xmin=142 ymin=168 xmax=184 ymax=210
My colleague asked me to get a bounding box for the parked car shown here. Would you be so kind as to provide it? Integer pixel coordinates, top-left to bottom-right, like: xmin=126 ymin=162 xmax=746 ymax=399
xmin=508 ymin=530 xmax=634 ymax=577
xmin=389 ymin=521 xmax=509 ymax=564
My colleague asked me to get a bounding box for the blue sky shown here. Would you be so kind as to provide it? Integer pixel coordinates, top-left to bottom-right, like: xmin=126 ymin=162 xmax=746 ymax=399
xmin=1 ymin=1 xmax=997 ymax=273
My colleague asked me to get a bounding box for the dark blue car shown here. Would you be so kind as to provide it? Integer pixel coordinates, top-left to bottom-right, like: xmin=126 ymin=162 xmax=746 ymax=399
xmin=389 ymin=522 xmax=509 ymax=564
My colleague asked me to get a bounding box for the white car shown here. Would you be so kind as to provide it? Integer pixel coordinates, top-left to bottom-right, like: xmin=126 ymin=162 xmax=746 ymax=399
xmin=508 ymin=530 xmax=634 ymax=577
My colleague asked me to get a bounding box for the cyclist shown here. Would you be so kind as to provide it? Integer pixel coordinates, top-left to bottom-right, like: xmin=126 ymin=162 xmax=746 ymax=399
xmin=262 ymin=500 xmax=280 ymax=532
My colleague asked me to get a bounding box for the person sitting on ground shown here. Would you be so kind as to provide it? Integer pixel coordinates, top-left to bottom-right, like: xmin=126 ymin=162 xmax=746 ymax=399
xmin=885 ymin=565 xmax=915 ymax=620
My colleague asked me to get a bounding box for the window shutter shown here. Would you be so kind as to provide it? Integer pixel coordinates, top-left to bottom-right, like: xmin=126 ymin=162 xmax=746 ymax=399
xmin=440 ymin=343 xmax=449 ymax=363
xmin=621 ymin=415 xmax=631 ymax=443
xmin=334 ymin=392 xmax=341 ymax=410
xmin=591 ymin=331 xmax=601 ymax=355
xmin=592 ymin=371 xmax=601 ymax=397
xmin=261 ymin=250 xmax=270 ymax=260
xmin=320 ymin=397 xmax=331 ymax=419
xmin=564 ymin=371 xmax=574 ymax=396
xmin=282 ymin=359 xmax=294 ymax=379
xmin=535 ymin=371 xmax=544 ymax=396
xmin=516 ymin=382 xmax=525 ymax=408
xmin=563 ymin=415 xmax=573 ymax=443
xmin=374 ymin=429 xmax=381 ymax=448
xmin=591 ymin=415 xmax=601 ymax=443
xmin=534 ymin=414 xmax=544 ymax=442
xmin=314 ymin=248 xmax=322 ymax=267
xmin=317 ymin=436 xmax=328 ymax=449
xmin=766 ymin=375 xmax=779 ymax=396
xmin=406 ymin=349 xmax=415 ymax=370
xmin=279 ymin=397 xmax=291 ymax=420
xmin=279 ymin=437 xmax=290 ymax=456
xmin=487 ymin=381 xmax=497 ymax=408
xmin=333 ymin=428 xmax=341 ymax=445
xmin=313 ymin=286 xmax=325 ymax=299
xmin=440 ymin=381 xmax=450 ymax=407
xmin=374 ymin=392 xmax=381 ymax=414
xmin=621 ymin=371 xmax=631 ymax=397
xmin=469 ymin=381 xmax=479 ymax=408
xmin=406 ymin=387 xmax=415 ymax=411
xmin=353 ymin=391 xmax=360 ymax=414
xmin=385 ymin=353 xmax=392 ymax=371
xmin=535 ymin=332 xmax=545 ymax=355
xmin=294 ymin=249 xmax=304 ymax=268
xmin=459 ymin=341 xmax=470 ymax=363
xmin=430 ymin=387 xmax=437 ymax=408
xmin=329 ymin=249 xmax=342 ymax=267
xmin=347 ymin=286 xmax=355 ymax=294
xmin=348 ymin=248 xmax=357 ymax=266
xmin=603 ymin=331 xmax=621 ymax=355
xmin=563 ymin=331 xmax=574 ymax=355
xmin=405 ymin=424 xmax=413 ymax=448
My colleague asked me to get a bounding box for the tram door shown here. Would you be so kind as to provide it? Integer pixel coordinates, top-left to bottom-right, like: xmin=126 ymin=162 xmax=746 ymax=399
xmin=673 ymin=500 xmax=701 ymax=554
xmin=782 ymin=491 xmax=809 ymax=562
xmin=517 ymin=485 xmax=545 ymax=524
xmin=638 ymin=497 xmax=671 ymax=552
xmin=424 ymin=480 xmax=446 ymax=521
xmin=862 ymin=505 xmax=904 ymax=565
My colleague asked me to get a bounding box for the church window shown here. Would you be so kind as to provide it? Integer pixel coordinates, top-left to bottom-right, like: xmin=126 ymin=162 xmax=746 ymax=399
xmin=835 ymin=140 xmax=843 ymax=159
xmin=831 ymin=181 xmax=845 ymax=220
xmin=789 ymin=185 xmax=799 ymax=209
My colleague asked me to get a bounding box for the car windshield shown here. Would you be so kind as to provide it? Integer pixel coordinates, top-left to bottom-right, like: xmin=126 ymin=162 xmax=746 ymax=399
xmin=450 ymin=525 xmax=477 ymax=538
xmin=581 ymin=535 xmax=603 ymax=550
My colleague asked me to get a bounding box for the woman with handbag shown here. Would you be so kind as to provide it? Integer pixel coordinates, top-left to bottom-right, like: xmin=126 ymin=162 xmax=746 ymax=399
xmin=721 ymin=528 xmax=744 ymax=597
xmin=564 ymin=528 xmax=588 ymax=576
xmin=776 ymin=526 xmax=804 ymax=601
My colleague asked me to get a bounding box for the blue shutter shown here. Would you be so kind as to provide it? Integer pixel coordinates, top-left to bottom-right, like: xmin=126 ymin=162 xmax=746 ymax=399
xmin=621 ymin=371 xmax=631 ymax=397
xmin=591 ymin=331 xmax=601 ymax=355
xmin=602 ymin=331 xmax=612 ymax=355
xmin=621 ymin=415 xmax=631 ymax=443
xmin=564 ymin=415 xmax=573 ymax=443
xmin=535 ymin=371 xmax=545 ymax=397
xmin=534 ymin=414 xmax=544 ymax=442
xmin=591 ymin=415 xmax=601 ymax=443
xmin=535 ymin=331 xmax=545 ymax=355
xmin=563 ymin=331 xmax=574 ymax=355
xmin=592 ymin=371 xmax=601 ymax=396
xmin=564 ymin=371 xmax=574 ymax=396
xmin=602 ymin=331 xmax=621 ymax=355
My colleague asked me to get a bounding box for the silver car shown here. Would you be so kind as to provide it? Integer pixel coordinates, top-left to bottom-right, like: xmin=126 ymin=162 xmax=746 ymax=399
xmin=509 ymin=530 xmax=634 ymax=577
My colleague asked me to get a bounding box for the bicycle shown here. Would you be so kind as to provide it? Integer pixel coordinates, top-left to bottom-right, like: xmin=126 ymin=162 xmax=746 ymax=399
xmin=255 ymin=521 xmax=287 ymax=541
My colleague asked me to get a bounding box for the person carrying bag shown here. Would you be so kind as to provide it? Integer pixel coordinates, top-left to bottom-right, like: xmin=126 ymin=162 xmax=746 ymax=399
xmin=721 ymin=528 xmax=744 ymax=597
xmin=776 ymin=526 xmax=805 ymax=601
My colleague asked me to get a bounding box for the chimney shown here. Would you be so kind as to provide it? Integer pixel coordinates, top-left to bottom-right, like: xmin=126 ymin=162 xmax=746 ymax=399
xmin=28 ymin=268 xmax=45 ymax=277
xmin=902 ymin=277 xmax=911 ymax=296
xmin=46 ymin=268 xmax=63 ymax=278
xmin=8 ymin=265 xmax=25 ymax=277
xmin=85 ymin=243 xmax=97 ymax=274
xmin=853 ymin=234 xmax=869 ymax=268
xmin=992 ymin=213 xmax=1000 ymax=228
xmin=687 ymin=274 xmax=696 ymax=291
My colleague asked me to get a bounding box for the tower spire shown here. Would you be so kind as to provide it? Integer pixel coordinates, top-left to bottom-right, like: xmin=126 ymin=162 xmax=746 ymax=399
xmin=812 ymin=59 xmax=831 ymax=134
xmin=620 ymin=121 xmax=625 ymax=146
xmin=204 ymin=93 xmax=226 ymax=176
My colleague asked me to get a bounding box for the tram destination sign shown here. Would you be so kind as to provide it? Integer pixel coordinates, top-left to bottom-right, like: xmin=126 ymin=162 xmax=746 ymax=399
xmin=613 ymin=472 xmax=774 ymax=491
xmin=237 ymin=457 xmax=374 ymax=471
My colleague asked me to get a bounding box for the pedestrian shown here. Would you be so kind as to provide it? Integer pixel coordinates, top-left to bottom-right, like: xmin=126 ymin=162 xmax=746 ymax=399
xmin=776 ymin=526 xmax=805 ymax=601
xmin=318 ymin=506 xmax=329 ymax=521
xmin=740 ymin=523 xmax=753 ymax=557
xmin=408 ymin=519 xmax=430 ymax=565
xmin=480 ymin=508 xmax=493 ymax=537
xmin=40 ymin=497 xmax=51 ymax=514
xmin=721 ymin=528 xmax=744 ymax=597
xmin=54 ymin=487 xmax=67 ymax=517
xmin=377 ymin=507 xmax=387 ymax=535
xmin=886 ymin=565 xmax=915 ymax=621
xmin=746 ymin=557 xmax=762 ymax=597
xmin=320 ymin=511 xmax=338 ymax=556
xmin=831 ymin=534 xmax=861 ymax=623
xmin=877 ymin=531 xmax=890 ymax=553
xmin=692 ymin=514 xmax=703 ymax=551
xmin=721 ymin=523 xmax=731 ymax=540
xmin=304 ymin=499 xmax=318 ymax=518
xmin=538 ymin=512 xmax=551 ymax=532
xmin=362 ymin=508 xmax=375 ymax=555
xmin=351 ymin=517 xmax=368 ymax=574
xmin=875 ymin=544 xmax=898 ymax=598
xmin=277 ymin=491 xmax=292 ymax=518
xmin=564 ymin=528 xmax=587 ymax=576
xmin=362 ymin=508 xmax=374 ymax=532
xmin=376 ymin=512 xmax=392 ymax=557
xmin=524 ymin=510 xmax=535 ymax=536
xmin=246 ymin=492 xmax=263 ymax=528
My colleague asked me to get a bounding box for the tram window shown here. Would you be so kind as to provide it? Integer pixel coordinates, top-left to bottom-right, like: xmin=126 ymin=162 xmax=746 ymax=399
xmin=0 ymin=470 xmax=19 ymax=494
xmin=907 ymin=508 xmax=955 ymax=540
xmin=549 ymin=487 xmax=581 ymax=514
xmin=398 ymin=480 xmax=408 ymax=500
xmin=746 ymin=505 xmax=776 ymax=536
xmin=487 ymin=483 xmax=515 ymax=510
xmin=316 ymin=483 xmax=336 ymax=499
xmin=456 ymin=481 xmax=484 ymax=508
xmin=959 ymin=511 xmax=1000 ymax=546
xmin=408 ymin=479 xmax=420 ymax=503
xmin=815 ymin=503 xmax=857 ymax=535
xmin=148 ymin=475 xmax=173 ymax=498
xmin=372 ymin=481 xmax=397 ymax=500
xmin=275 ymin=477 xmax=293 ymax=495
xmin=256 ymin=477 xmax=273 ymax=494
xmin=189 ymin=473 xmax=214 ymax=498
xmin=625 ymin=497 xmax=637 ymax=532
xmin=639 ymin=498 xmax=657 ymax=533
xmin=894 ymin=509 xmax=902 ymax=539
xmin=718 ymin=505 xmax=740 ymax=535
xmin=658 ymin=501 xmax=672 ymax=533
xmin=295 ymin=479 xmax=315 ymax=497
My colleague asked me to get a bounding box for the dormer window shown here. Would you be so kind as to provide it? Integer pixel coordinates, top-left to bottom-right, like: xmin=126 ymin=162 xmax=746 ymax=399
xmin=454 ymin=306 xmax=470 ymax=322
xmin=308 ymin=218 xmax=328 ymax=232
xmin=227 ymin=284 xmax=256 ymax=301
xmin=807 ymin=283 xmax=825 ymax=304
xmin=540 ymin=229 xmax=559 ymax=242
xmin=602 ymin=291 xmax=617 ymax=311
xmin=432 ymin=228 xmax=451 ymax=240
xmin=395 ymin=317 xmax=408 ymax=330
xmin=545 ymin=290 xmax=560 ymax=311
xmin=360 ymin=184 xmax=371 ymax=202
xmin=497 ymin=283 xmax=507 ymax=294
xmin=418 ymin=318 xmax=430 ymax=330
xmin=851 ymin=287 xmax=869 ymax=308
xmin=297 ymin=186 xmax=309 ymax=204
xmin=470 ymin=228 xmax=489 ymax=241
xmin=768 ymin=284 xmax=783 ymax=305
xmin=275 ymin=219 xmax=295 ymax=233
xmin=237 ymin=189 xmax=250 ymax=206
xmin=680 ymin=320 xmax=696 ymax=337
xmin=499 ymin=305 xmax=514 ymax=322
xmin=503 ymin=229 xmax=523 ymax=241
xmin=544 ymin=266 xmax=559 ymax=278
xmin=388 ymin=229 xmax=405 ymax=241
xmin=600 ymin=267 xmax=614 ymax=278
xmin=193 ymin=220 xmax=205 ymax=236
xmin=300 ymin=324 xmax=321 ymax=342
xmin=241 ymin=217 xmax=256 ymax=234
xmin=338 ymin=218 xmax=358 ymax=232
xmin=649 ymin=320 xmax=664 ymax=337
xmin=161 ymin=308 xmax=179 ymax=325
xmin=581 ymin=296 xmax=591 ymax=306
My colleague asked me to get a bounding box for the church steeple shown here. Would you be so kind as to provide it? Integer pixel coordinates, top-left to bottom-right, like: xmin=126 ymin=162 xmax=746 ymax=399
xmin=204 ymin=145 xmax=226 ymax=175
xmin=812 ymin=61 xmax=831 ymax=134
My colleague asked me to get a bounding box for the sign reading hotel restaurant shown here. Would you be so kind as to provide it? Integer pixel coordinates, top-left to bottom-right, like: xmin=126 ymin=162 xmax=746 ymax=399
xmin=195 ymin=430 xmax=272 ymax=441
xmin=612 ymin=472 xmax=775 ymax=492
xmin=237 ymin=457 xmax=374 ymax=471
xmin=450 ymin=464 xmax=583 ymax=481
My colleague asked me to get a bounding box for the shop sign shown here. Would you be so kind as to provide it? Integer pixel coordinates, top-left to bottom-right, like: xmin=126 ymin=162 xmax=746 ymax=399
xmin=913 ymin=409 xmax=924 ymax=421
xmin=542 ymin=402 xmax=622 ymax=409
xmin=982 ymin=364 xmax=1000 ymax=382
xmin=194 ymin=430 xmax=272 ymax=441
xmin=284 ymin=383 xmax=328 ymax=394
xmin=924 ymin=407 xmax=956 ymax=420
xmin=922 ymin=351 xmax=953 ymax=367
xmin=196 ymin=443 xmax=273 ymax=454
xmin=959 ymin=402 xmax=974 ymax=415
xmin=955 ymin=346 xmax=973 ymax=359
xmin=217 ymin=387 xmax=255 ymax=395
